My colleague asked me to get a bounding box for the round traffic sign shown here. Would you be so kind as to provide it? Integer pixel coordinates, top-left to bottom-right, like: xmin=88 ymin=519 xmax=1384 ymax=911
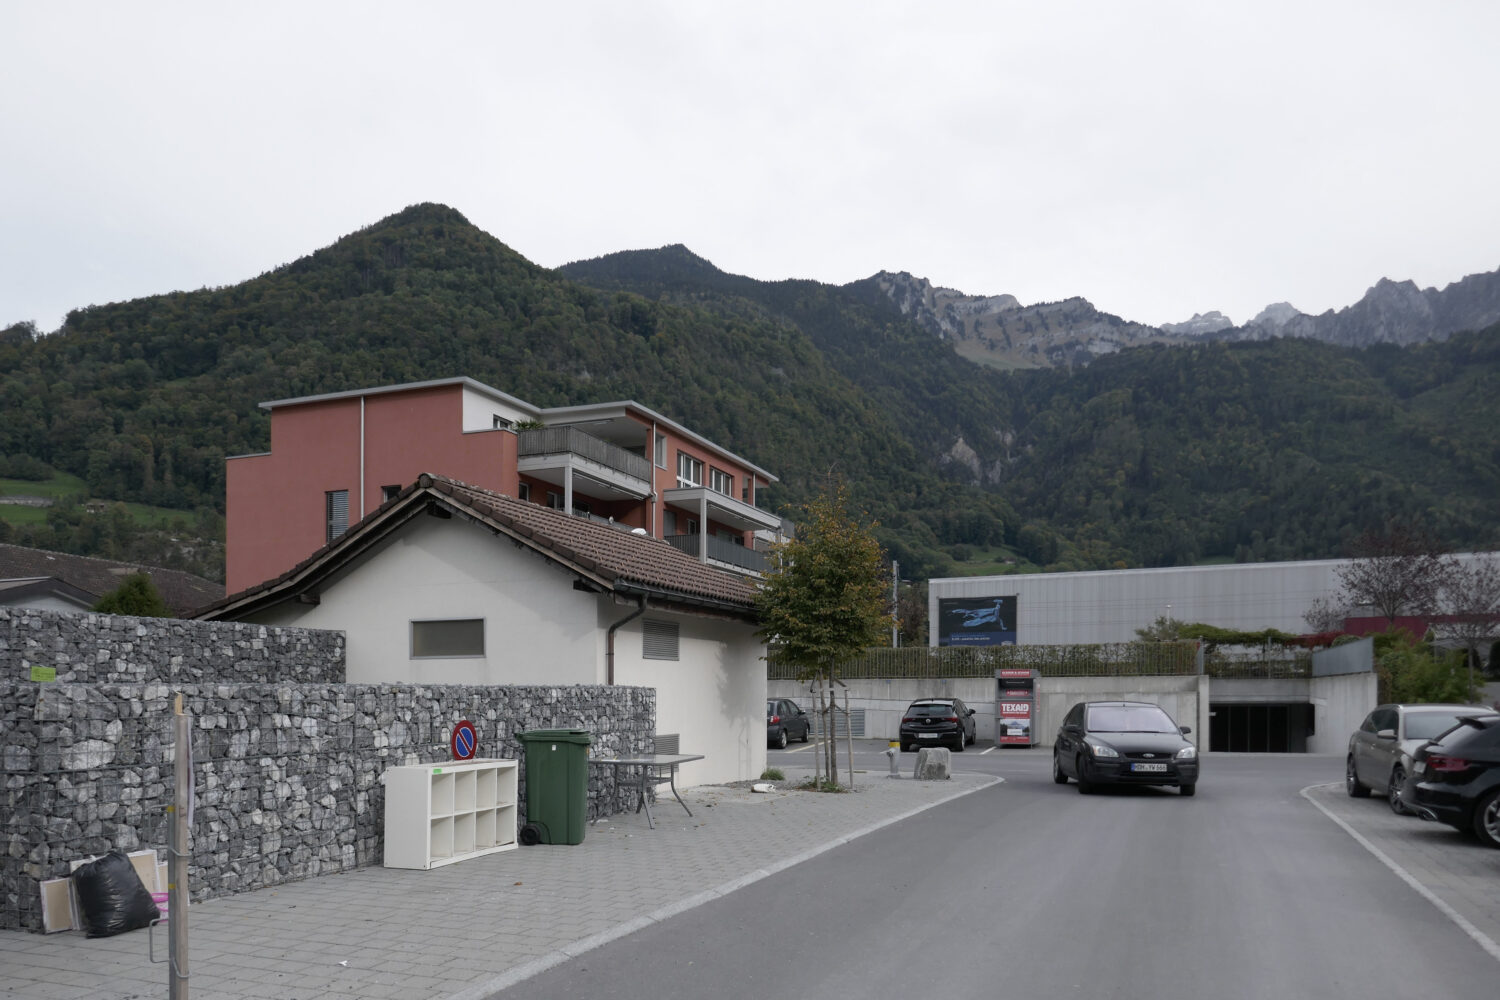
xmin=451 ymin=720 xmax=478 ymax=761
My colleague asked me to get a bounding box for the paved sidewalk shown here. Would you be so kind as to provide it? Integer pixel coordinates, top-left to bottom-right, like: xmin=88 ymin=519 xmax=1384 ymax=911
xmin=1303 ymin=781 xmax=1500 ymax=961
xmin=0 ymin=769 xmax=996 ymax=1000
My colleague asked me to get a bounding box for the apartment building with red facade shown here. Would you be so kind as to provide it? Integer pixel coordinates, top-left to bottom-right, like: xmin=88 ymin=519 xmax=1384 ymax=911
xmin=225 ymin=377 xmax=781 ymax=593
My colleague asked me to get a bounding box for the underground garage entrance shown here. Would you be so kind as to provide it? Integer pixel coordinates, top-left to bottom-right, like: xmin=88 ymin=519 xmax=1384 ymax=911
xmin=1209 ymin=702 xmax=1315 ymax=753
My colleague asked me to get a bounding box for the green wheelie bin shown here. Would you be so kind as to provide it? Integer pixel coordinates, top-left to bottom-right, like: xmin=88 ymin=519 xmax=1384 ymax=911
xmin=517 ymin=729 xmax=592 ymax=845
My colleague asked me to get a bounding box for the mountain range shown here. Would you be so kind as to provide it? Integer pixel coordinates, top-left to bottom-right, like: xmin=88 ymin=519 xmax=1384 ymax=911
xmin=868 ymin=267 xmax=1500 ymax=371
xmin=2 ymin=203 xmax=1496 ymax=585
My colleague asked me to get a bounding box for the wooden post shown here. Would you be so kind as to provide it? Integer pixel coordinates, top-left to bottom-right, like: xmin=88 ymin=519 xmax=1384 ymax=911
xmin=844 ymin=686 xmax=854 ymax=791
xmin=170 ymin=694 xmax=190 ymax=1000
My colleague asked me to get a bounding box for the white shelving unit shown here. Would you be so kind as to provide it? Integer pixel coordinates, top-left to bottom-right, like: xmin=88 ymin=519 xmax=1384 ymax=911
xmin=383 ymin=758 xmax=518 ymax=870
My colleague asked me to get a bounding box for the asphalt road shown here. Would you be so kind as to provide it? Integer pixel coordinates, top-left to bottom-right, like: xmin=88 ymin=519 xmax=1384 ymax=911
xmin=496 ymin=747 xmax=1499 ymax=999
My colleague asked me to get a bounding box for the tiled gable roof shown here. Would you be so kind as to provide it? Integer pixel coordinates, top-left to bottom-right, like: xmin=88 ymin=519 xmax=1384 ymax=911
xmin=196 ymin=474 xmax=760 ymax=619
xmin=0 ymin=543 xmax=224 ymax=617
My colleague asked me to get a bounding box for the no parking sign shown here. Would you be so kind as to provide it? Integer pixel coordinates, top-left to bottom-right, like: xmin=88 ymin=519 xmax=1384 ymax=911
xmin=450 ymin=720 xmax=478 ymax=761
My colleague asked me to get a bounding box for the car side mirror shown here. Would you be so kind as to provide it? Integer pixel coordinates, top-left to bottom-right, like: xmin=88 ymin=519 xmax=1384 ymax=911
xmin=968 ymin=708 xmax=976 ymax=716
xmin=1376 ymin=729 xmax=1396 ymax=740
xmin=1180 ymin=726 xmax=1192 ymax=735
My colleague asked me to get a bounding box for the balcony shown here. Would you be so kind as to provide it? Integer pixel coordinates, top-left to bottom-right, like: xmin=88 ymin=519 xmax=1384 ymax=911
xmin=666 ymin=534 xmax=769 ymax=575
xmin=661 ymin=484 xmax=782 ymax=533
xmin=518 ymin=427 xmax=652 ymax=501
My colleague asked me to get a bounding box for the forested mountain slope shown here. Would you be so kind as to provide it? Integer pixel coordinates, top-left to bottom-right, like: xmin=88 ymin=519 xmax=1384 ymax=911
xmin=1 ymin=204 xmax=1495 ymax=584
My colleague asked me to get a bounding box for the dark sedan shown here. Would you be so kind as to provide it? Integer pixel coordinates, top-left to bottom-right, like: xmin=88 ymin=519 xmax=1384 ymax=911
xmin=767 ymin=698 xmax=811 ymax=749
xmin=898 ymin=697 xmax=977 ymax=752
xmin=1053 ymin=700 xmax=1199 ymax=796
xmin=1401 ymin=712 xmax=1500 ymax=848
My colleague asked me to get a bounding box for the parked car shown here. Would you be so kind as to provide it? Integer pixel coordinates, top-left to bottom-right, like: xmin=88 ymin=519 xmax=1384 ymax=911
xmin=1053 ymin=700 xmax=1198 ymax=796
xmin=767 ymin=698 xmax=811 ymax=749
xmin=899 ymin=697 xmax=977 ymax=752
xmin=1345 ymin=703 xmax=1492 ymax=814
xmin=1400 ymin=712 xmax=1500 ymax=848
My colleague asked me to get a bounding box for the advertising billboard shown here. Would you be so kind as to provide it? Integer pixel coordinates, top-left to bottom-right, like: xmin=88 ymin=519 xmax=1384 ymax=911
xmin=938 ymin=596 xmax=1017 ymax=646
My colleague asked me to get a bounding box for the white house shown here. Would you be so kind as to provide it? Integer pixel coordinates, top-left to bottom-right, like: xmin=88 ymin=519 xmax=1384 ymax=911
xmin=196 ymin=473 xmax=768 ymax=786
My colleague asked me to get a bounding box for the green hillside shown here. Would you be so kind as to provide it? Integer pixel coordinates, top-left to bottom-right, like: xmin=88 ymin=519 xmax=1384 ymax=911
xmin=2 ymin=203 xmax=1496 ymax=584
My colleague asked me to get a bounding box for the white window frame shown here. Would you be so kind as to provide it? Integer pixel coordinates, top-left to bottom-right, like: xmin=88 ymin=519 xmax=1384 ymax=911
xmin=677 ymin=452 xmax=703 ymax=488
xmin=709 ymin=466 xmax=733 ymax=496
xmin=410 ymin=618 xmax=486 ymax=658
xmin=654 ymin=433 xmax=667 ymax=469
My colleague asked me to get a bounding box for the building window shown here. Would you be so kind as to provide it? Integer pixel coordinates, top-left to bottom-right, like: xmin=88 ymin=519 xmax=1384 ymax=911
xmin=677 ymin=452 xmax=703 ymax=488
xmin=655 ymin=433 xmax=667 ymax=469
xmin=642 ymin=619 xmax=679 ymax=660
xmin=411 ymin=619 xmax=485 ymax=658
xmin=709 ymin=467 xmax=733 ymax=496
xmin=573 ymin=499 xmax=591 ymax=516
xmin=381 ymin=484 xmax=401 ymax=502
xmin=547 ymin=491 xmax=564 ymax=510
xmin=518 ymin=483 xmax=531 ymax=501
xmin=493 ymin=415 xmax=513 ymax=430
xmin=325 ymin=490 xmax=349 ymax=544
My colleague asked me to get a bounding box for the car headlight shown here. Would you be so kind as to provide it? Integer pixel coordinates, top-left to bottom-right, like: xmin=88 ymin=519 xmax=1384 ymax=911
xmin=1085 ymin=739 xmax=1119 ymax=758
xmin=1176 ymin=745 xmax=1197 ymax=760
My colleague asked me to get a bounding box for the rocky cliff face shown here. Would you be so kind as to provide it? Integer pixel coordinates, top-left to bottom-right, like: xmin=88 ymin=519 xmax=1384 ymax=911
xmin=871 ymin=271 xmax=1176 ymax=370
xmin=869 ymin=266 xmax=1500 ymax=368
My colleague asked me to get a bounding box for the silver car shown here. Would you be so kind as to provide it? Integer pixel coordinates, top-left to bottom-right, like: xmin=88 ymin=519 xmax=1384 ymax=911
xmin=1347 ymin=703 xmax=1492 ymax=813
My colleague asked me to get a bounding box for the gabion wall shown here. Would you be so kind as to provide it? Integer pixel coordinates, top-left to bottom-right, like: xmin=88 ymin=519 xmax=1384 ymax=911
xmin=0 ymin=610 xmax=655 ymax=933
xmin=1 ymin=606 xmax=346 ymax=684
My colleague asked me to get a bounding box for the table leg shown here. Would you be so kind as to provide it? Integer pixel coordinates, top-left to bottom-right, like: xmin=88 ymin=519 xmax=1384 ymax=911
xmin=668 ymin=767 xmax=693 ymax=817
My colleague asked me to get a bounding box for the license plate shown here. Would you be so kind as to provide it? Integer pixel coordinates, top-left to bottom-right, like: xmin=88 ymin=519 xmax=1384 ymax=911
xmin=919 ymin=733 xmax=939 ymax=739
xmin=1131 ymin=763 xmax=1167 ymax=773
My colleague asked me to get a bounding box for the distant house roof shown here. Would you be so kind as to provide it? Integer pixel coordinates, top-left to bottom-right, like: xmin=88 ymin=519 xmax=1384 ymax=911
xmin=0 ymin=544 xmax=225 ymax=617
xmin=195 ymin=473 xmax=762 ymax=622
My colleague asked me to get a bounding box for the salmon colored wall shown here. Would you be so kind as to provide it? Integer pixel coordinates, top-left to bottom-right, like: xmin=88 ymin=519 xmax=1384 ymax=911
xmin=226 ymin=385 xmax=517 ymax=593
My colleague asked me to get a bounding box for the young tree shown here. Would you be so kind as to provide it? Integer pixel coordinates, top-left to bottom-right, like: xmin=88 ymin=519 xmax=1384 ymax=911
xmin=757 ymin=480 xmax=894 ymax=787
xmin=1333 ymin=523 xmax=1446 ymax=626
xmin=92 ymin=572 xmax=171 ymax=617
xmin=1434 ymin=555 xmax=1500 ymax=696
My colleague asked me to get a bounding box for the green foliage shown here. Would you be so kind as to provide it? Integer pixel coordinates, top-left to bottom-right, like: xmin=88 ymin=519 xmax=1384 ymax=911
xmin=760 ymin=768 xmax=785 ymax=781
xmin=92 ymin=572 xmax=171 ymax=618
xmin=1377 ymin=640 xmax=1474 ymax=704
xmin=757 ymin=481 xmax=895 ymax=681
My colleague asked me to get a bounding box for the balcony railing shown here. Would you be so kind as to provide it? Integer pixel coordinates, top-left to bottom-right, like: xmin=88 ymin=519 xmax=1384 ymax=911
xmin=518 ymin=427 xmax=651 ymax=482
xmin=665 ymin=534 xmax=769 ymax=574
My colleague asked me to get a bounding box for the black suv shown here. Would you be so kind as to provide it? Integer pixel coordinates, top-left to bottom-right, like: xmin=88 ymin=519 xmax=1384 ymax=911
xmin=899 ymin=697 xmax=977 ymax=752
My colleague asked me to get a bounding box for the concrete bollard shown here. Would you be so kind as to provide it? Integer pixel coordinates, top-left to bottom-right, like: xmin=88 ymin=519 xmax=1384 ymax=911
xmin=913 ymin=747 xmax=952 ymax=780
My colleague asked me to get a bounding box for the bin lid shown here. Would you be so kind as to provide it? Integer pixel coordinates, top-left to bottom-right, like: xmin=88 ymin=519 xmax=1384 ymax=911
xmin=518 ymin=729 xmax=592 ymax=744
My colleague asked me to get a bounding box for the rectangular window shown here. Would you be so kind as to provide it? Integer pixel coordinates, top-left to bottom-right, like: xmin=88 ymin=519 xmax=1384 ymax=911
xmin=492 ymin=415 xmax=513 ymax=430
xmin=518 ymin=483 xmax=531 ymax=501
xmin=677 ymin=452 xmax=703 ymax=488
xmin=411 ymin=619 xmax=485 ymax=658
xmin=325 ymin=489 xmax=349 ymax=544
xmin=381 ymin=484 xmax=401 ymax=502
xmin=709 ymin=467 xmax=733 ymax=496
xmin=654 ymin=433 xmax=667 ymax=469
xmin=547 ymin=491 xmax=564 ymax=510
xmin=642 ymin=619 xmax=679 ymax=660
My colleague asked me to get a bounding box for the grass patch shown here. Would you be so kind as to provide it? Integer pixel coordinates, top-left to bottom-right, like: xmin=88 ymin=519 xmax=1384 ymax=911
xmin=759 ymin=768 xmax=785 ymax=781
xmin=796 ymin=777 xmax=849 ymax=793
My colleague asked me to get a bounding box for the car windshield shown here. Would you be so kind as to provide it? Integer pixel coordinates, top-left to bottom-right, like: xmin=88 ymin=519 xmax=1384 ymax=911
xmin=1087 ymin=705 xmax=1178 ymax=733
xmin=909 ymin=704 xmax=955 ymax=717
xmin=1405 ymin=711 xmax=1472 ymax=740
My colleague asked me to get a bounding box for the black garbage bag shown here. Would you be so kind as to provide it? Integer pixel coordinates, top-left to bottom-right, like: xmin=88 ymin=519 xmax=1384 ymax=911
xmin=72 ymin=849 xmax=160 ymax=938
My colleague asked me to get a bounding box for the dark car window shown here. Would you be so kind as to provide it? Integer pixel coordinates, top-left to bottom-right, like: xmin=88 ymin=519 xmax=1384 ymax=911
xmin=766 ymin=700 xmax=777 ymax=717
xmin=1404 ymin=711 xmax=1476 ymax=741
xmin=1064 ymin=704 xmax=1083 ymax=728
xmin=908 ymin=703 xmax=957 ymax=718
xmin=1359 ymin=711 xmax=1379 ymax=734
xmin=1429 ymin=717 xmax=1500 ymax=751
xmin=1086 ymin=704 xmax=1178 ymax=734
xmin=1372 ymin=708 xmax=1398 ymax=732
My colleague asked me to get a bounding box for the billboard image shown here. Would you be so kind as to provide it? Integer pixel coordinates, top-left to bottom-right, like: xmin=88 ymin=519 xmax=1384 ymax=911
xmin=938 ymin=596 xmax=1017 ymax=646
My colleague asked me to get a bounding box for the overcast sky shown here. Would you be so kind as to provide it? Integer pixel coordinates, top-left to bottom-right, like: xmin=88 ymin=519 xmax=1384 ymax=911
xmin=4 ymin=2 xmax=1498 ymax=335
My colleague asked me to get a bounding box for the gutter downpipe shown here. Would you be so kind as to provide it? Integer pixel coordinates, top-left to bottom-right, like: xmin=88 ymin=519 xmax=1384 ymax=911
xmin=606 ymin=593 xmax=648 ymax=685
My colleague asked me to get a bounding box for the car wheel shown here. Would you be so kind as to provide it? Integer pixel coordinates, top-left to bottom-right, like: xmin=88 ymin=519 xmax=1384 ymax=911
xmin=799 ymin=723 xmax=811 ymax=744
xmin=774 ymin=729 xmax=788 ymax=750
xmin=1180 ymin=783 xmax=1197 ymax=797
xmin=1053 ymin=752 xmax=1069 ymax=785
xmin=1473 ymin=789 xmax=1500 ymax=849
xmin=1388 ymin=766 xmax=1408 ymax=815
xmin=1076 ymin=757 xmax=1094 ymax=795
xmin=1346 ymin=756 xmax=1371 ymax=798
xmin=954 ymin=729 xmax=966 ymax=752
